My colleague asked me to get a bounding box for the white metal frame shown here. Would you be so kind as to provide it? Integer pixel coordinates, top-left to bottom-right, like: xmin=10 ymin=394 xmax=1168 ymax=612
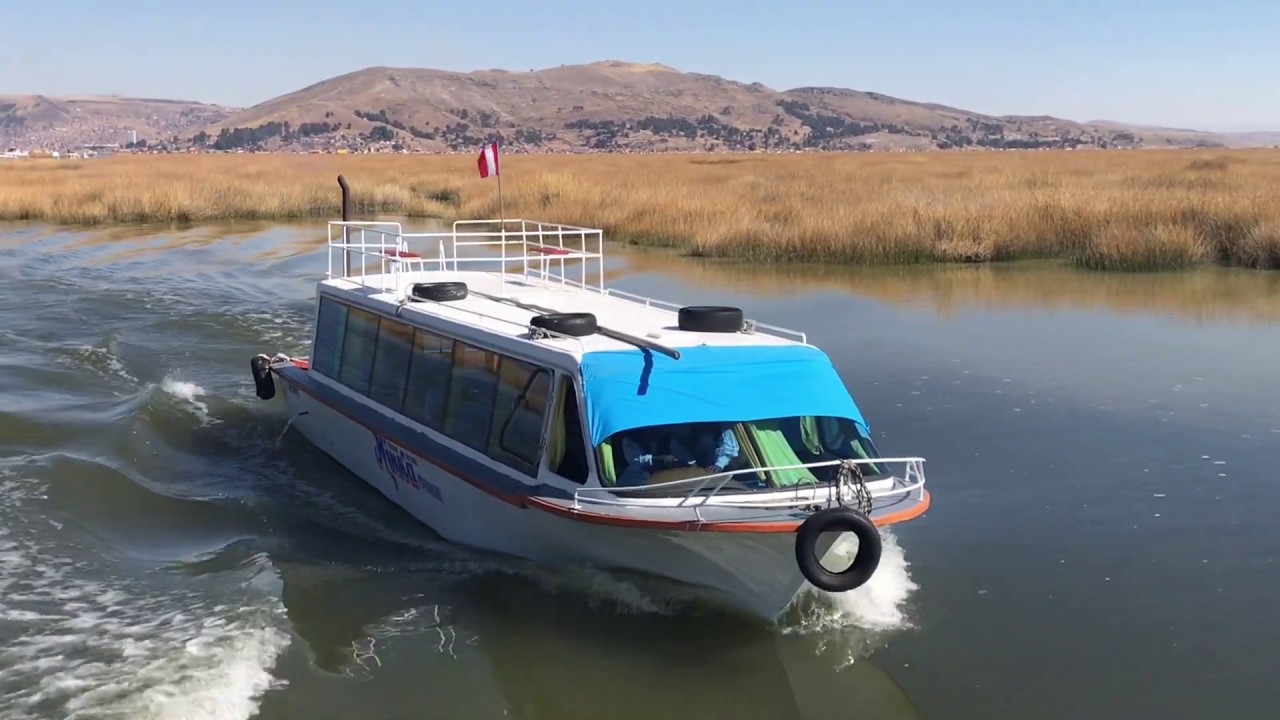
xmin=571 ymin=457 xmax=927 ymax=522
xmin=324 ymin=218 xmax=810 ymax=344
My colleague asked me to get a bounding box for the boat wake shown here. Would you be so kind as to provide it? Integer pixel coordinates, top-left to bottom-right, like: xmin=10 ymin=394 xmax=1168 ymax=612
xmin=0 ymin=471 xmax=291 ymax=720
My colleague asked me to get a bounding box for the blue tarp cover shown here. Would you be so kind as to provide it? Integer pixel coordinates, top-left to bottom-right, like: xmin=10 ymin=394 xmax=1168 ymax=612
xmin=578 ymin=344 xmax=869 ymax=446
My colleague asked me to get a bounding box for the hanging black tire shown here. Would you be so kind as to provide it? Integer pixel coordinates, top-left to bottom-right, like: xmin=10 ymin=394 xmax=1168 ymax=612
xmin=410 ymin=281 xmax=468 ymax=302
xmin=530 ymin=312 xmax=598 ymax=337
xmin=794 ymin=507 xmax=882 ymax=593
xmin=677 ymin=305 xmax=743 ymax=333
xmin=250 ymin=354 xmax=275 ymax=400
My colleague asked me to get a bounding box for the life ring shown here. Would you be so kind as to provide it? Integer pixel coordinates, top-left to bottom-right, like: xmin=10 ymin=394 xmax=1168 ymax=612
xmin=250 ymin=354 xmax=275 ymax=400
xmin=677 ymin=305 xmax=743 ymax=333
xmin=794 ymin=507 xmax=882 ymax=593
xmin=530 ymin=312 xmax=598 ymax=337
xmin=410 ymin=281 xmax=468 ymax=302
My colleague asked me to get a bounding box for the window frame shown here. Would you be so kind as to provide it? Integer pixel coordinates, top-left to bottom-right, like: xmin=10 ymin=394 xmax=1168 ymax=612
xmin=307 ymin=290 xmax=595 ymax=484
xmin=367 ymin=315 xmax=416 ymax=414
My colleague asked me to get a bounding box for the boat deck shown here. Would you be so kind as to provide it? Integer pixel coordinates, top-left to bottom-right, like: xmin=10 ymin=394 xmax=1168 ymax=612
xmin=324 ymin=218 xmax=809 ymax=360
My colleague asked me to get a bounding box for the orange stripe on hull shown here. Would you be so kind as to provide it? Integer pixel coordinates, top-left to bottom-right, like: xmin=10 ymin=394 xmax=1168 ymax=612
xmin=524 ymin=490 xmax=930 ymax=533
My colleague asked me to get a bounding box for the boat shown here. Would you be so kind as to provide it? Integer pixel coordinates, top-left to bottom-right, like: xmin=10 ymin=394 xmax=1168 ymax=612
xmin=249 ymin=177 xmax=930 ymax=621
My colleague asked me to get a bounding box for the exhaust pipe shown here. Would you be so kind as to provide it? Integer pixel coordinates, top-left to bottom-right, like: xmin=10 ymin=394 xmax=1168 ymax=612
xmin=337 ymin=175 xmax=350 ymax=276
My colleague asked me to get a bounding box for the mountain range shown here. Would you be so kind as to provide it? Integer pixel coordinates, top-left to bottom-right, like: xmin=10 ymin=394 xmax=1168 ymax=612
xmin=4 ymin=61 xmax=1279 ymax=153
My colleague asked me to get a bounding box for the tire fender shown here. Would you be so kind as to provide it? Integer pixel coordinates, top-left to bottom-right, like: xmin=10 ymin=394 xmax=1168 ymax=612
xmin=794 ymin=507 xmax=882 ymax=593
xmin=250 ymin=354 xmax=276 ymax=400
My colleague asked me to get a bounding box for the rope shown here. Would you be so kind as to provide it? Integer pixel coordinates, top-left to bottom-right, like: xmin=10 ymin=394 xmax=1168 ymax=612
xmin=834 ymin=459 xmax=873 ymax=515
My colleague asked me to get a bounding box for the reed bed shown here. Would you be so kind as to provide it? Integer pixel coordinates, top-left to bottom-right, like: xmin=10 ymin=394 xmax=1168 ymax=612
xmin=3 ymin=149 xmax=1280 ymax=270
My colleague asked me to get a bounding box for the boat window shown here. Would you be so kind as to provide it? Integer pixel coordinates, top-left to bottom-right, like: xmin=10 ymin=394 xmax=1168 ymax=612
xmin=489 ymin=358 xmax=550 ymax=476
xmin=547 ymin=376 xmax=590 ymax=484
xmin=311 ymin=296 xmax=347 ymax=378
xmin=598 ymin=415 xmax=883 ymax=493
xmin=368 ymin=318 xmax=414 ymax=412
xmin=444 ymin=341 xmax=499 ymax=450
xmin=337 ymin=306 xmax=380 ymax=395
xmin=403 ymin=328 xmax=453 ymax=431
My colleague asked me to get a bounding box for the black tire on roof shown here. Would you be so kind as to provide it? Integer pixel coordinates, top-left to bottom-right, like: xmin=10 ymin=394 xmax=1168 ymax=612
xmin=530 ymin=312 xmax=598 ymax=337
xmin=677 ymin=305 xmax=744 ymax=333
xmin=410 ymin=281 xmax=468 ymax=302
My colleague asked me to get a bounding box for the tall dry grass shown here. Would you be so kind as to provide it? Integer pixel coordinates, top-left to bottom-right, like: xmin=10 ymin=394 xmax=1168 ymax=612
xmin=3 ymin=149 xmax=1280 ymax=270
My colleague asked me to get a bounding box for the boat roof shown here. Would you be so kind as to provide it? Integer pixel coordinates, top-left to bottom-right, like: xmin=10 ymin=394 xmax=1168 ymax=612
xmin=322 ymin=269 xmax=804 ymax=360
xmin=319 ymin=218 xmax=870 ymax=442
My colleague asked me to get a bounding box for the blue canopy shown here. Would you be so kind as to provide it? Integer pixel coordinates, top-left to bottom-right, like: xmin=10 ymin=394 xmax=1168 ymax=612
xmin=578 ymin=344 xmax=869 ymax=446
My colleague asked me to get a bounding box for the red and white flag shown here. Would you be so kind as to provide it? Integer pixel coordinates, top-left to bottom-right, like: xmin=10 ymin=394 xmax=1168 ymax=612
xmin=477 ymin=142 xmax=499 ymax=178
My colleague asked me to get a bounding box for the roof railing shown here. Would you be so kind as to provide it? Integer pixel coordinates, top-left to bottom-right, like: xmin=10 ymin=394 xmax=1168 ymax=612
xmin=322 ymin=175 xmax=812 ymax=346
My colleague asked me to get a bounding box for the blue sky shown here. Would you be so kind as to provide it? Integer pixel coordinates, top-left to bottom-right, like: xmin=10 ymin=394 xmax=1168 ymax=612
xmin=2 ymin=0 xmax=1276 ymax=131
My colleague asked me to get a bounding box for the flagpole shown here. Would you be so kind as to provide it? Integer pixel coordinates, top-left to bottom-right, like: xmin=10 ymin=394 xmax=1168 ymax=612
xmin=497 ymin=145 xmax=505 ymax=273
xmin=478 ymin=141 xmax=507 ymax=280
xmin=497 ymin=163 xmax=505 ymax=228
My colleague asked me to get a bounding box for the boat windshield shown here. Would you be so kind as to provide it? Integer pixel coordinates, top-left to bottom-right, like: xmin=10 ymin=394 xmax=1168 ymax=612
xmin=594 ymin=415 xmax=884 ymax=493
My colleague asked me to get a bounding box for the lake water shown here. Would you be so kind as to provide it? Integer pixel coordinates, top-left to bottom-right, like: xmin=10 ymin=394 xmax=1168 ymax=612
xmin=1 ymin=221 xmax=1277 ymax=720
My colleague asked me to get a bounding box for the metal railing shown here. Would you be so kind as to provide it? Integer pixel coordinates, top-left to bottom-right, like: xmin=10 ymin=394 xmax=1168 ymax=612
xmin=326 ymin=219 xmax=604 ymax=293
xmin=324 ymin=217 xmax=812 ymax=346
xmin=572 ymin=456 xmax=926 ymax=521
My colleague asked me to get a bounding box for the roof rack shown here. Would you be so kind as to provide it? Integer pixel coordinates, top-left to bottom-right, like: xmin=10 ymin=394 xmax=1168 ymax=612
xmin=324 ymin=175 xmax=809 ymax=347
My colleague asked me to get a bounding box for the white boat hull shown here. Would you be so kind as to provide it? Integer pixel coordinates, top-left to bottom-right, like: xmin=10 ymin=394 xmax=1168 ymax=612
xmin=277 ymin=372 xmax=836 ymax=620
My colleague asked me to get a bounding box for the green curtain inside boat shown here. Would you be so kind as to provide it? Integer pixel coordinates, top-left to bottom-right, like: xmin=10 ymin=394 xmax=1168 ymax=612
xmin=596 ymin=437 xmax=616 ymax=486
xmin=742 ymin=420 xmax=820 ymax=488
xmin=546 ymin=377 xmax=567 ymax=472
xmin=799 ymin=416 xmax=821 ymax=456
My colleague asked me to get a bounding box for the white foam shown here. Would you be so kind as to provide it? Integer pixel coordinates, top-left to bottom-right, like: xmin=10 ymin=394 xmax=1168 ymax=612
xmin=790 ymin=529 xmax=918 ymax=633
xmin=774 ymin=530 xmax=918 ymax=669
xmin=0 ymin=477 xmax=290 ymax=720
xmin=64 ymin=343 xmax=137 ymax=385
xmin=160 ymin=375 xmax=217 ymax=426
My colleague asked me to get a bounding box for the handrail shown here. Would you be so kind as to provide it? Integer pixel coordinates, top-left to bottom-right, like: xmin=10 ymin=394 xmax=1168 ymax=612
xmin=571 ymin=456 xmax=927 ymax=515
xmin=323 ymin=217 xmax=813 ymax=348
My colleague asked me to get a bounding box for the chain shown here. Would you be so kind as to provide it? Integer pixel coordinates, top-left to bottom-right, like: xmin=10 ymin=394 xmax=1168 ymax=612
xmin=834 ymin=459 xmax=873 ymax=515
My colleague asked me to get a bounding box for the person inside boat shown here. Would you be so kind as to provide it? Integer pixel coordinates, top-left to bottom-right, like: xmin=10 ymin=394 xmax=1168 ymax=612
xmin=669 ymin=421 xmax=740 ymax=475
xmin=615 ymin=422 xmax=742 ymax=486
xmin=616 ymin=426 xmax=684 ymax=487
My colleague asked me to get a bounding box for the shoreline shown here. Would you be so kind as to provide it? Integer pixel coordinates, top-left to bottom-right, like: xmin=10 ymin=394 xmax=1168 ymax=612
xmin=3 ymin=150 xmax=1278 ymax=271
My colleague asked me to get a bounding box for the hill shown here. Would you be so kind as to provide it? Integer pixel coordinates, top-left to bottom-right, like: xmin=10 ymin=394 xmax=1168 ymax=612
xmin=195 ymin=60 xmax=1247 ymax=153
xmin=1087 ymin=119 xmax=1280 ymax=149
xmin=0 ymin=95 xmax=236 ymax=150
xmin=7 ymin=62 xmax=1273 ymax=154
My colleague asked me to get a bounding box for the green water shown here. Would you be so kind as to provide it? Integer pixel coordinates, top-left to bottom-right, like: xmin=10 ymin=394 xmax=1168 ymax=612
xmin=1 ymin=221 xmax=1276 ymax=719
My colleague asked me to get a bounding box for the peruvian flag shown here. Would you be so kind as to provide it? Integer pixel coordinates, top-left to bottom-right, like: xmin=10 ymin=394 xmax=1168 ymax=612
xmin=477 ymin=142 xmax=499 ymax=178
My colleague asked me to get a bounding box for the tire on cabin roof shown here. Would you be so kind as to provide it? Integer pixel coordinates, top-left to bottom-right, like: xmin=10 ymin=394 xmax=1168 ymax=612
xmin=677 ymin=305 xmax=744 ymax=333
xmin=530 ymin=312 xmax=598 ymax=337
xmin=410 ymin=281 xmax=468 ymax=302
